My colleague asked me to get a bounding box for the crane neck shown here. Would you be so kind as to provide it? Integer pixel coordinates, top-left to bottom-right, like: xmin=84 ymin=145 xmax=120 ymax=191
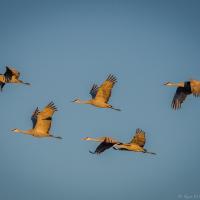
xmin=15 ymin=129 xmax=33 ymax=135
xmin=87 ymin=137 xmax=105 ymax=142
xmin=166 ymin=82 xmax=185 ymax=87
xmin=77 ymin=99 xmax=92 ymax=104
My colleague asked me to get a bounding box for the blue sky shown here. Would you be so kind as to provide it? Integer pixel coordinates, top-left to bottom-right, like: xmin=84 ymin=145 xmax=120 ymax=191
xmin=0 ymin=0 xmax=200 ymax=200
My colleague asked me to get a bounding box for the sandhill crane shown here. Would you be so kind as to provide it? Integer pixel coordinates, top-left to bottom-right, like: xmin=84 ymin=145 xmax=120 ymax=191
xmin=72 ymin=74 xmax=121 ymax=111
xmin=82 ymin=137 xmax=121 ymax=154
xmin=164 ymin=79 xmax=200 ymax=110
xmin=0 ymin=66 xmax=30 ymax=91
xmin=113 ymin=129 xmax=156 ymax=155
xmin=82 ymin=129 xmax=155 ymax=155
xmin=11 ymin=102 xmax=62 ymax=139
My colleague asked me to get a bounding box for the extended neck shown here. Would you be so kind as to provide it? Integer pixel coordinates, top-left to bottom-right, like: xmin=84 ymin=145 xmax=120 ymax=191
xmin=14 ymin=129 xmax=33 ymax=135
xmin=86 ymin=137 xmax=105 ymax=142
xmin=76 ymin=99 xmax=91 ymax=104
xmin=165 ymin=82 xmax=185 ymax=87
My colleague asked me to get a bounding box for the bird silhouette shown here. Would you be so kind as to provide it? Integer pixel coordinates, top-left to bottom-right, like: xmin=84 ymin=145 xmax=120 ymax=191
xmin=82 ymin=137 xmax=121 ymax=154
xmin=72 ymin=74 xmax=120 ymax=111
xmin=11 ymin=102 xmax=62 ymax=139
xmin=113 ymin=129 xmax=156 ymax=155
xmin=0 ymin=66 xmax=30 ymax=91
xmin=164 ymin=79 xmax=200 ymax=110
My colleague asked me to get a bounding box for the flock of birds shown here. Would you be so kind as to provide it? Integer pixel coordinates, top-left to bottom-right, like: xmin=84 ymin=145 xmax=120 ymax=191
xmin=1 ymin=66 xmax=200 ymax=155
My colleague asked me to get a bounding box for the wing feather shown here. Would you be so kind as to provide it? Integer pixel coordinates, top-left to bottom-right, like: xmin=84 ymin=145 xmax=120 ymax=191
xmin=4 ymin=67 xmax=13 ymax=82
xmin=129 ymin=129 xmax=146 ymax=147
xmin=4 ymin=66 xmax=20 ymax=82
xmin=89 ymin=84 xmax=98 ymax=99
xmin=0 ymin=82 xmax=5 ymax=91
xmin=94 ymin=74 xmax=117 ymax=103
xmin=33 ymin=102 xmax=57 ymax=134
xmin=171 ymin=87 xmax=190 ymax=110
xmin=90 ymin=137 xmax=119 ymax=154
xmin=90 ymin=142 xmax=114 ymax=154
xmin=31 ymin=107 xmax=40 ymax=129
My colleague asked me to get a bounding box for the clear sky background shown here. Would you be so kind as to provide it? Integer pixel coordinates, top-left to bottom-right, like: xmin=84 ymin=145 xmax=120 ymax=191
xmin=0 ymin=0 xmax=200 ymax=200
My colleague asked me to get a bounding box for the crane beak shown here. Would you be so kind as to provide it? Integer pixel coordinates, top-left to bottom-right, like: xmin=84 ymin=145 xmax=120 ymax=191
xmin=71 ymin=99 xmax=79 ymax=103
xmin=81 ymin=137 xmax=89 ymax=140
xmin=163 ymin=82 xmax=169 ymax=85
xmin=11 ymin=129 xmax=16 ymax=132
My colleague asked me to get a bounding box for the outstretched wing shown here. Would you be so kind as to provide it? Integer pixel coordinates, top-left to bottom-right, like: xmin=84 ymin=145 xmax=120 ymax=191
xmin=33 ymin=102 xmax=57 ymax=134
xmin=94 ymin=74 xmax=117 ymax=103
xmin=90 ymin=142 xmax=114 ymax=154
xmin=31 ymin=107 xmax=40 ymax=128
xmin=190 ymin=80 xmax=200 ymax=97
xmin=4 ymin=66 xmax=20 ymax=81
xmin=171 ymin=87 xmax=190 ymax=110
xmin=90 ymin=137 xmax=119 ymax=154
xmin=89 ymin=84 xmax=98 ymax=99
xmin=129 ymin=129 xmax=146 ymax=147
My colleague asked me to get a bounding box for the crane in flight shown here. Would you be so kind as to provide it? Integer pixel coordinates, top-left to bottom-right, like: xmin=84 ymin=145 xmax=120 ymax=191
xmin=113 ymin=129 xmax=156 ymax=155
xmin=11 ymin=102 xmax=62 ymax=139
xmin=164 ymin=79 xmax=200 ymax=110
xmin=82 ymin=136 xmax=121 ymax=154
xmin=82 ymin=129 xmax=156 ymax=155
xmin=0 ymin=66 xmax=30 ymax=91
xmin=72 ymin=74 xmax=121 ymax=111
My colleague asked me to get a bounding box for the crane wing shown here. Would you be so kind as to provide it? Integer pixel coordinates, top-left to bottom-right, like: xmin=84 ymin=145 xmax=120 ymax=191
xmin=31 ymin=107 xmax=40 ymax=128
xmin=0 ymin=74 xmax=5 ymax=90
xmin=94 ymin=74 xmax=117 ymax=103
xmin=90 ymin=137 xmax=119 ymax=154
xmin=129 ymin=129 xmax=146 ymax=147
xmin=33 ymin=102 xmax=57 ymax=134
xmin=90 ymin=142 xmax=114 ymax=154
xmin=4 ymin=66 xmax=20 ymax=81
xmin=0 ymin=75 xmax=4 ymax=82
xmin=89 ymin=84 xmax=99 ymax=99
xmin=171 ymin=87 xmax=190 ymax=110
xmin=0 ymin=82 xmax=5 ymax=91
xmin=190 ymin=80 xmax=200 ymax=97
xmin=4 ymin=67 xmax=14 ymax=82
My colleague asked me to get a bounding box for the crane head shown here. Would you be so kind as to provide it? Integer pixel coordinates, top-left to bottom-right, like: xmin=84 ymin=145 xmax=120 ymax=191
xmin=71 ymin=98 xmax=81 ymax=103
xmin=163 ymin=82 xmax=170 ymax=86
xmin=11 ymin=128 xmax=20 ymax=133
xmin=81 ymin=137 xmax=90 ymax=140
